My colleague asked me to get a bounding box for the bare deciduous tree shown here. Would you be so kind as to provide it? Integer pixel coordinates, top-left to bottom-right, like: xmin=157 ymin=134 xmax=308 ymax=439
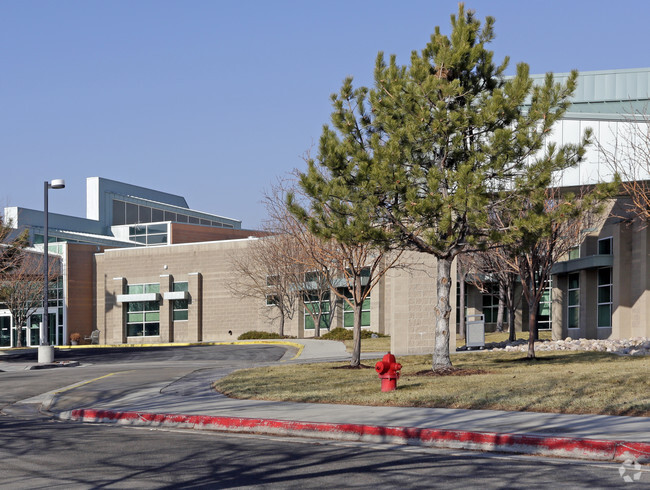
xmin=491 ymin=185 xmax=610 ymax=358
xmin=600 ymin=112 xmax=650 ymax=223
xmin=463 ymin=248 xmax=522 ymax=343
xmin=0 ymin=249 xmax=60 ymax=347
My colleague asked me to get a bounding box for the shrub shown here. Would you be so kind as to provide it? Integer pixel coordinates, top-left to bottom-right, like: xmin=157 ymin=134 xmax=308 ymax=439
xmin=237 ymin=331 xmax=285 ymax=340
xmin=70 ymin=332 xmax=81 ymax=343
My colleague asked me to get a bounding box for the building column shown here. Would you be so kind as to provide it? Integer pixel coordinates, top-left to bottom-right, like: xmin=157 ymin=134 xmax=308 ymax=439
xmin=160 ymin=274 xmax=173 ymax=343
xmin=113 ymin=277 xmax=126 ymax=344
xmin=551 ymin=275 xmax=564 ymax=341
xmin=188 ymin=272 xmax=202 ymax=342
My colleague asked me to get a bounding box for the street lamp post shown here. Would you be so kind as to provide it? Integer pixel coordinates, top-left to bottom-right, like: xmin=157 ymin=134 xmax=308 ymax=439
xmin=38 ymin=179 xmax=65 ymax=364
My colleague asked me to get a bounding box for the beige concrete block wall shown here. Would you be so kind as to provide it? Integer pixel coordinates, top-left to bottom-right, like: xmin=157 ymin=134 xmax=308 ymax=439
xmin=95 ymin=239 xmax=285 ymax=344
xmin=385 ymin=252 xmax=456 ymax=356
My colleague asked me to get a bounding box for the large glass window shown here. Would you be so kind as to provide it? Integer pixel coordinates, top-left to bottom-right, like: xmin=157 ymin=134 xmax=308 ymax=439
xmin=567 ymin=273 xmax=580 ymax=329
xmin=482 ymin=284 xmax=499 ymax=323
xmin=172 ymin=282 xmax=189 ymax=321
xmin=304 ymin=293 xmax=331 ymax=331
xmin=597 ymin=268 xmax=613 ymax=328
xmin=128 ymin=224 xmax=168 ymax=246
xmin=126 ymin=283 xmax=160 ymax=336
xmin=343 ymin=292 xmax=371 ymax=328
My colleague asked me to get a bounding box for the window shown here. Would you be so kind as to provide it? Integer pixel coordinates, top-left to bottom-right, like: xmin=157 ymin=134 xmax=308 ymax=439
xmin=127 ymin=283 xmax=160 ymax=294
xmin=598 ymin=237 xmax=612 ymax=255
xmin=568 ymin=246 xmax=580 ymax=260
xmin=567 ymin=273 xmax=579 ymax=329
xmin=113 ymin=199 xmax=126 ymax=225
xmin=343 ymin=292 xmax=371 ymax=328
xmin=482 ymin=284 xmax=499 ymax=323
xmin=128 ymin=224 xmax=168 ymax=246
xmin=597 ymin=268 xmax=612 ymax=328
xmin=538 ymin=278 xmax=552 ymax=330
xmin=126 ymin=283 xmax=160 ymax=336
xmin=172 ymin=282 xmax=188 ymax=321
xmin=456 ymin=281 xmax=467 ymax=325
xmin=304 ymin=293 xmax=331 ymax=330
xmin=0 ymin=316 xmax=10 ymax=347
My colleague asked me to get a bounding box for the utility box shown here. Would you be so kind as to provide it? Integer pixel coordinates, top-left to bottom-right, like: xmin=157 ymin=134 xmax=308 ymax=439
xmin=465 ymin=314 xmax=485 ymax=348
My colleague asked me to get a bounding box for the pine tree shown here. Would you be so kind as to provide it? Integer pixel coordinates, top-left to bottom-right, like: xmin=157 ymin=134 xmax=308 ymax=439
xmin=294 ymin=4 xmax=591 ymax=370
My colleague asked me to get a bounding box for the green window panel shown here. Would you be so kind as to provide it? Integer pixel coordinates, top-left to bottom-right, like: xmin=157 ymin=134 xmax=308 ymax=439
xmin=568 ymin=308 xmax=579 ymax=329
xmin=127 ymin=285 xmax=144 ymax=294
xmin=598 ymin=305 xmax=612 ymax=328
xmin=127 ymin=313 xmax=144 ymax=323
xmin=173 ymin=310 xmax=188 ymax=321
xmin=145 ymin=312 xmax=159 ymax=322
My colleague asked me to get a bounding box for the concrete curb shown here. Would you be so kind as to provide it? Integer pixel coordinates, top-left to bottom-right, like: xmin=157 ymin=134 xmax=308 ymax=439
xmin=58 ymin=408 xmax=650 ymax=463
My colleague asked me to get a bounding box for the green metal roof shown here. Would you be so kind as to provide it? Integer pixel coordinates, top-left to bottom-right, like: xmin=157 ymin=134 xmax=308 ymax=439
xmin=529 ymin=67 xmax=650 ymax=117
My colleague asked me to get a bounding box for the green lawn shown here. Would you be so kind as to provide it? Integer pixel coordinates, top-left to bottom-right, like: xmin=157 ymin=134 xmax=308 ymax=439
xmin=214 ymin=350 xmax=650 ymax=416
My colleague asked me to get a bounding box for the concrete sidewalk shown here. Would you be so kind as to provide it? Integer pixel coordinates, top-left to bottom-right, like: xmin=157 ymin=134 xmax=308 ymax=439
xmin=30 ymin=339 xmax=649 ymax=463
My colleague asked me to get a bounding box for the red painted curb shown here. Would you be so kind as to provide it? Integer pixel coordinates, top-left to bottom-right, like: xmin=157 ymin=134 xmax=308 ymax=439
xmin=66 ymin=408 xmax=650 ymax=463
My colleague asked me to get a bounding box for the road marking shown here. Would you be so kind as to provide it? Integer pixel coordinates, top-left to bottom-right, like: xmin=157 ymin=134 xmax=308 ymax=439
xmin=53 ymin=371 xmax=134 ymax=394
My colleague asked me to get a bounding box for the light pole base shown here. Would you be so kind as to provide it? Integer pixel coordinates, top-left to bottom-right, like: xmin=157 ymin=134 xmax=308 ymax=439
xmin=38 ymin=345 xmax=54 ymax=364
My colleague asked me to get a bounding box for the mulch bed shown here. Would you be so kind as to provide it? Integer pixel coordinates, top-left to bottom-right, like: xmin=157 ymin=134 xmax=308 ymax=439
xmin=412 ymin=367 xmax=488 ymax=377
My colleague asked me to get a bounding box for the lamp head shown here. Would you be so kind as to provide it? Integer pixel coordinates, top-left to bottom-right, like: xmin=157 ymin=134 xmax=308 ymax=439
xmin=49 ymin=179 xmax=65 ymax=189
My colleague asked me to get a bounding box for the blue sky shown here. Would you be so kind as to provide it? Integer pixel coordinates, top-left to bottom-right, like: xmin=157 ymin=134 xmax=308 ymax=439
xmin=1 ymin=0 xmax=649 ymax=228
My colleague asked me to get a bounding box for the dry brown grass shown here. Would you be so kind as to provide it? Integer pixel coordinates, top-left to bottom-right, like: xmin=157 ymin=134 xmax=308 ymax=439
xmin=214 ymin=351 xmax=650 ymax=416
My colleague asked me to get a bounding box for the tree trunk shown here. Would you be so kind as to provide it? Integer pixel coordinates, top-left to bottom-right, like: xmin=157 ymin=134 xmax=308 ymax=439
xmin=496 ymin=283 xmax=505 ymax=332
xmin=314 ymin=309 xmax=320 ymax=338
xmin=433 ymin=257 xmax=453 ymax=370
xmin=507 ymin=284 xmax=516 ymax=342
xmin=278 ymin=313 xmax=285 ymax=337
xmin=527 ymin=291 xmax=538 ymax=359
xmin=350 ymin=302 xmax=362 ymax=367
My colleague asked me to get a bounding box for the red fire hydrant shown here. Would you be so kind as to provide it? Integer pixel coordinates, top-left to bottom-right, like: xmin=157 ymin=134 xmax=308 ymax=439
xmin=375 ymin=352 xmax=402 ymax=392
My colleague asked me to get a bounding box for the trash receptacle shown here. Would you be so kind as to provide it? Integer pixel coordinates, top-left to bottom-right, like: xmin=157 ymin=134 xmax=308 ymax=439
xmin=465 ymin=314 xmax=485 ymax=348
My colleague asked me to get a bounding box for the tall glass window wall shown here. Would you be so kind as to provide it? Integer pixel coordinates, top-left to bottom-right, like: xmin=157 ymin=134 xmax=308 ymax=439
xmin=597 ymin=268 xmax=613 ymax=328
xmin=0 ymin=270 xmax=63 ymax=347
xmin=538 ymin=279 xmax=552 ymax=330
xmin=567 ymin=273 xmax=580 ymax=329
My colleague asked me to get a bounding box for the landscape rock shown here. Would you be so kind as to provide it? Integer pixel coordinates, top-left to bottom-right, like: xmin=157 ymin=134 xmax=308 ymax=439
xmin=484 ymin=336 xmax=650 ymax=356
